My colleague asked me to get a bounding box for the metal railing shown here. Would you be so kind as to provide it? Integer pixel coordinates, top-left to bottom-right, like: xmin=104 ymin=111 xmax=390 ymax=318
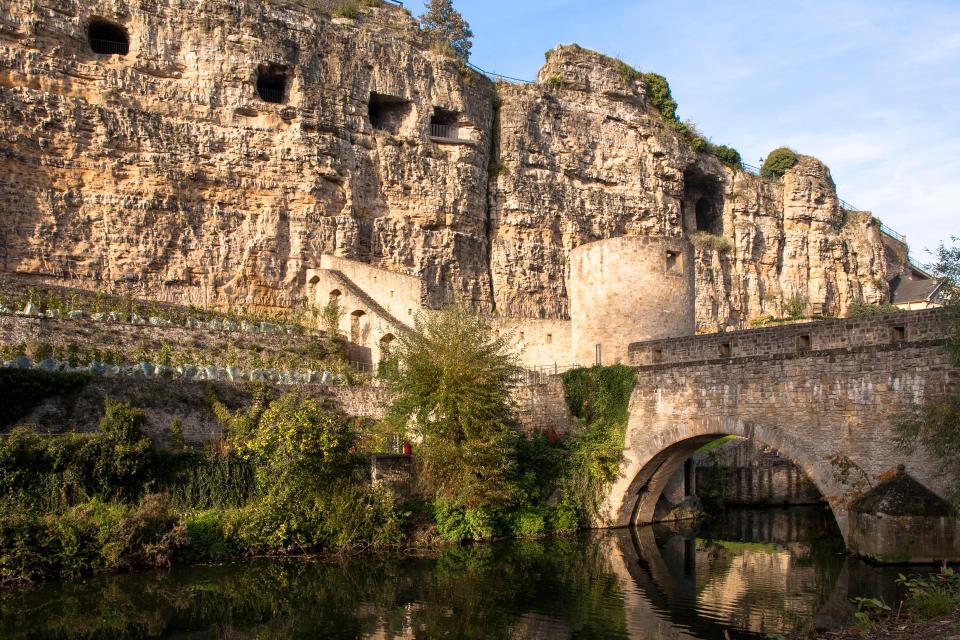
xmin=383 ymin=0 xmax=403 ymax=5
xmin=90 ymin=38 xmax=128 ymax=55
xmin=879 ymin=223 xmax=906 ymax=243
xmin=740 ymin=162 xmax=760 ymax=176
xmin=429 ymin=122 xmax=473 ymax=142
xmin=513 ymin=363 xmax=586 ymax=386
xmin=465 ymin=62 xmax=533 ymax=85
xmin=257 ymin=87 xmax=284 ymax=104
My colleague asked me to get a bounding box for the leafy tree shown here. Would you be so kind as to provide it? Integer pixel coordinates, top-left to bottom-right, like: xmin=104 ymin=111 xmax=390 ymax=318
xmin=895 ymin=236 xmax=960 ymax=504
xmin=386 ymin=306 xmax=521 ymax=508
xmin=419 ymin=0 xmax=473 ymax=61
xmin=761 ymin=147 xmax=799 ymax=178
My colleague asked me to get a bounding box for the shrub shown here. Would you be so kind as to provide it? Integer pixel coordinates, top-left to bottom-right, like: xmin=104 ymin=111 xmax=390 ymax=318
xmin=545 ymin=73 xmax=564 ymax=89
xmin=782 ymin=293 xmax=809 ymax=319
xmin=709 ymin=144 xmax=742 ymax=167
xmin=334 ymin=1 xmax=359 ymax=18
xmin=689 ymin=232 xmax=733 ymax=252
xmin=387 ymin=306 xmax=521 ymax=509
xmin=761 ymin=147 xmax=799 ymax=179
xmin=845 ymin=299 xmax=900 ymax=317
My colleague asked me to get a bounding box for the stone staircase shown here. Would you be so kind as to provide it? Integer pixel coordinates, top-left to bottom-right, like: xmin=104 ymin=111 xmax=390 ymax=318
xmin=324 ymin=268 xmax=411 ymax=333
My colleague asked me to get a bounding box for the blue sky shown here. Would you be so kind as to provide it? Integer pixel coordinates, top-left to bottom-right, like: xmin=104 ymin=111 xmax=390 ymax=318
xmin=452 ymin=0 xmax=960 ymax=259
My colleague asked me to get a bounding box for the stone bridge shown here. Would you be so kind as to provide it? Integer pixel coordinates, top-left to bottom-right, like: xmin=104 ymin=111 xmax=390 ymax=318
xmin=602 ymin=308 xmax=958 ymax=558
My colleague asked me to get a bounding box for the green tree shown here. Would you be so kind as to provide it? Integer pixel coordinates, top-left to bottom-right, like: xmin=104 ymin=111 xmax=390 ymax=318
xmin=761 ymin=147 xmax=799 ymax=179
xmin=895 ymin=236 xmax=960 ymax=504
xmin=386 ymin=306 xmax=521 ymax=507
xmin=419 ymin=0 xmax=473 ymax=61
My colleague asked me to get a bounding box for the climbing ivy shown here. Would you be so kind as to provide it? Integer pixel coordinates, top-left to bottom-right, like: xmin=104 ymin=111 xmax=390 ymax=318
xmin=560 ymin=365 xmax=636 ymax=517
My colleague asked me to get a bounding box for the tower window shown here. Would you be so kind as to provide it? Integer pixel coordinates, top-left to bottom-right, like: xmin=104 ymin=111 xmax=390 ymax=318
xmin=88 ymin=19 xmax=129 ymax=56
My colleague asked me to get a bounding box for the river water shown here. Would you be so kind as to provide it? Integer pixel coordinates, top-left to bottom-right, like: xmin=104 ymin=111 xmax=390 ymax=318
xmin=1 ymin=507 xmax=914 ymax=639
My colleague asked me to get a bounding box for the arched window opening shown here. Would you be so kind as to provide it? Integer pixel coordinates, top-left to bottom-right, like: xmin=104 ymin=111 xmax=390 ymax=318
xmin=329 ymin=289 xmax=342 ymax=303
xmin=88 ymin=19 xmax=129 ymax=56
xmin=256 ymin=65 xmax=288 ymax=104
xmin=379 ymin=333 xmax=395 ymax=353
xmin=350 ymin=309 xmax=366 ymax=344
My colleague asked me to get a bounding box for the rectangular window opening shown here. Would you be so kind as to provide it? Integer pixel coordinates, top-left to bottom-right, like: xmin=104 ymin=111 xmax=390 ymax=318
xmin=666 ymin=250 xmax=682 ymax=274
xmin=797 ymin=334 xmax=811 ymax=351
xmin=892 ymin=326 xmax=906 ymax=342
xmin=653 ymin=348 xmax=663 ymax=363
xmin=719 ymin=342 xmax=731 ymax=358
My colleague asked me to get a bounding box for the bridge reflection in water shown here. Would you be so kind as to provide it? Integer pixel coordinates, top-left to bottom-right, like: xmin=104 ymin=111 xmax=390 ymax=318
xmin=0 ymin=507 xmax=914 ymax=639
xmin=608 ymin=506 xmax=910 ymax=639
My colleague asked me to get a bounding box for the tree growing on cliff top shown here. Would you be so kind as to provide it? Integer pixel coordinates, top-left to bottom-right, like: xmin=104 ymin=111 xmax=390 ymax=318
xmin=385 ymin=306 xmax=520 ymax=507
xmin=419 ymin=0 xmax=473 ymax=61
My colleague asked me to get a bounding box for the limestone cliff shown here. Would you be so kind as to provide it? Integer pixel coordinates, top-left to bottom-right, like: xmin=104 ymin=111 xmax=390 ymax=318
xmin=0 ymin=6 xmax=888 ymax=330
xmin=491 ymin=45 xmax=887 ymax=328
xmin=0 ymin=0 xmax=494 ymax=310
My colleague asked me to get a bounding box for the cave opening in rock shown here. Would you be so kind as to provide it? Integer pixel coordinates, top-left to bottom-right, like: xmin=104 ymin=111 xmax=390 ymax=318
xmin=88 ymin=19 xmax=129 ymax=56
xmin=368 ymin=93 xmax=412 ymax=134
xmin=682 ymin=168 xmax=724 ymax=236
xmin=256 ymin=65 xmax=288 ymax=104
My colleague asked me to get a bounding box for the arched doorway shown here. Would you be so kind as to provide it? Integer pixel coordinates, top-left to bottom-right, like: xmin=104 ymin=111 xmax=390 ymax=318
xmin=350 ymin=310 xmax=366 ymax=344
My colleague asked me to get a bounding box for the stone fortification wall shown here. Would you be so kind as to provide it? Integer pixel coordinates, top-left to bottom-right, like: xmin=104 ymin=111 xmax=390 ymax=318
xmin=695 ymin=439 xmax=824 ymax=506
xmin=628 ymin=308 xmax=948 ymax=367
xmin=7 ymin=374 xmax=390 ymax=445
xmin=491 ymin=317 xmax=573 ymax=370
xmin=569 ymin=236 xmax=695 ymax=365
xmin=512 ymin=377 xmax=573 ymax=436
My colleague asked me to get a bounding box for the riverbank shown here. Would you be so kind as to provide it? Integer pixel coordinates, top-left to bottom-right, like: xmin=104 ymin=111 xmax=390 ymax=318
xmin=805 ymin=608 xmax=960 ymax=639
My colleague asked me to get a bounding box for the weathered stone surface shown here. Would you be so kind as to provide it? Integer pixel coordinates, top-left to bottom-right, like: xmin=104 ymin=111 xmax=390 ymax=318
xmin=608 ymin=308 xmax=958 ymax=547
xmin=0 ymin=0 xmax=493 ymax=310
xmin=0 ymin=7 xmax=888 ymax=330
xmin=492 ymin=46 xmax=887 ymax=327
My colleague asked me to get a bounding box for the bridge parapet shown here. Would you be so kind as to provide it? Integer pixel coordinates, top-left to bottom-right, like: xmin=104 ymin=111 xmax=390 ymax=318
xmin=628 ymin=308 xmax=950 ymax=367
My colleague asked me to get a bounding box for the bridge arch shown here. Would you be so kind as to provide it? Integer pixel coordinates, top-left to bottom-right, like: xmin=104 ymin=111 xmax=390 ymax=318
xmin=607 ymin=409 xmax=856 ymax=542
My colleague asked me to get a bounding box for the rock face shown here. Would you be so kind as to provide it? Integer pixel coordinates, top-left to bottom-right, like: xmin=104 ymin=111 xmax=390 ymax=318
xmin=491 ymin=45 xmax=888 ymax=329
xmin=0 ymin=7 xmax=888 ymax=329
xmin=0 ymin=0 xmax=494 ymax=310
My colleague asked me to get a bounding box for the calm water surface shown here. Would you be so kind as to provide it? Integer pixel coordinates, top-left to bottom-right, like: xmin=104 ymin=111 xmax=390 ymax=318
xmin=2 ymin=507 xmax=913 ymax=639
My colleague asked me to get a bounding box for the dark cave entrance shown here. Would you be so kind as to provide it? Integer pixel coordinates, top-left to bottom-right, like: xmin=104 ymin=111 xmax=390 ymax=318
xmin=88 ymin=19 xmax=129 ymax=56
xmin=683 ymin=169 xmax=724 ymax=235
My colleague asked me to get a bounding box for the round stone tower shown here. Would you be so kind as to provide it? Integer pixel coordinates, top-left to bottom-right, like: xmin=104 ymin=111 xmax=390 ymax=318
xmin=568 ymin=236 xmax=695 ymax=365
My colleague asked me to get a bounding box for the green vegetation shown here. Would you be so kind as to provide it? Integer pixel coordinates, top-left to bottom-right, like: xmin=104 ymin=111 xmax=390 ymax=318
xmin=334 ymin=0 xmax=359 ymax=18
xmin=419 ymin=0 xmax=473 ymax=61
xmin=895 ymin=237 xmax=960 ymax=506
xmin=844 ymin=298 xmax=900 ymax=317
xmin=898 ymin=567 xmax=960 ymax=619
xmin=545 ymin=73 xmax=565 ymax=89
xmin=760 ymin=147 xmax=799 ymax=179
xmin=782 ymin=293 xmax=809 ymax=320
xmin=689 ymin=231 xmax=733 ymax=252
xmin=607 ymin=60 xmax=742 ymax=167
xmin=1 ymin=307 xmax=639 ymax=583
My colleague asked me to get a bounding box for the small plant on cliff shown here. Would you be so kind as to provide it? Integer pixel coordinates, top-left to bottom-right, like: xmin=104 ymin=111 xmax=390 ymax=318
xmin=760 ymin=147 xmax=799 ymax=179
xmin=334 ymin=1 xmax=360 ymax=18
xmin=689 ymin=232 xmax=732 ymax=253
xmin=386 ymin=306 xmax=521 ymax=509
xmin=419 ymin=0 xmax=473 ymax=62
xmin=545 ymin=73 xmax=565 ymax=90
xmin=782 ymin=292 xmax=808 ymax=319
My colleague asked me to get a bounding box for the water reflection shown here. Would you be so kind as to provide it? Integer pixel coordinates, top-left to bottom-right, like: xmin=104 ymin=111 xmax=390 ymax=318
xmin=0 ymin=507 xmax=911 ymax=639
